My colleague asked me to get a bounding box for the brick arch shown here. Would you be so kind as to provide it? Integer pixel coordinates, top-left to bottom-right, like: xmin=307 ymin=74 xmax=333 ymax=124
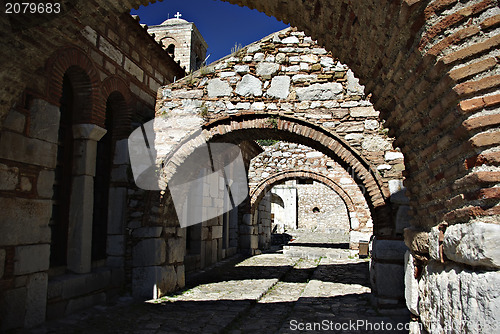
xmin=216 ymin=0 xmax=500 ymax=233
xmin=45 ymin=46 xmax=105 ymax=126
xmin=250 ymin=170 xmax=356 ymax=221
xmin=102 ymin=76 xmax=133 ymax=139
xmin=163 ymin=112 xmax=393 ymax=235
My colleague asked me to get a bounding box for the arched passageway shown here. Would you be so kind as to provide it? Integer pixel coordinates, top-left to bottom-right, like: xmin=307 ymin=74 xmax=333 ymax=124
xmin=250 ymin=170 xmax=364 ymax=248
xmin=1 ymin=1 xmax=499 ymax=332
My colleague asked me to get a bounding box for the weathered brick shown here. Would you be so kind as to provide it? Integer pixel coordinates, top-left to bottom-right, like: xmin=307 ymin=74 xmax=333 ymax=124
xmin=453 ymin=75 xmax=500 ymax=96
xmin=480 ymin=14 xmax=500 ymax=30
xmin=428 ymin=26 xmax=480 ymax=56
xmin=462 ymin=114 xmax=500 ymax=131
xmin=442 ymin=34 xmax=500 ymax=65
xmin=449 ymin=57 xmax=497 ymax=82
xmin=421 ymin=0 xmax=496 ymax=48
xmin=469 ymin=131 xmax=500 ymax=148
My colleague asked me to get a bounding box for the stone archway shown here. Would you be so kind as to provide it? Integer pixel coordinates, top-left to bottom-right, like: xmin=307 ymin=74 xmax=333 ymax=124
xmin=159 ymin=112 xmax=392 ymax=235
xmin=0 ymin=0 xmax=498 ymax=331
xmin=250 ymin=170 xmax=367 ymax=248
xmin=250 ymin=170 xmax=356 ymax=216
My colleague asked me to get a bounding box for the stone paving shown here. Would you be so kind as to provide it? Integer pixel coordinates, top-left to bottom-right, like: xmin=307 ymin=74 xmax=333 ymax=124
xmin=30 ymin=231 xmax=410 ymax=334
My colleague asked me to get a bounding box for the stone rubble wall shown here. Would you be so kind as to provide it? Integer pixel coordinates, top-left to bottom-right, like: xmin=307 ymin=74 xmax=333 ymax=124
xmin=155 ymin=26 xmax=408 ymax=308
xmin=158 ymin=28 xmax=404 ymax=197
xmin=248 ymin=141 xmax=374 ymax=232
xmin=297 ymin=181 xmax=350 ymax=234
xmin=155 ymin=27 xmax=406 ymax=235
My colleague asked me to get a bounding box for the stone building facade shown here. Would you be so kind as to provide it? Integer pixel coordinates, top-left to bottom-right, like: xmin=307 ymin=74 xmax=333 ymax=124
xmin=148 ymin=17 xmax=208 ymax=73
xmin=1 ymin=1 xmax=499 ymax=333
xmin=0 ymin=13 xmax=185 ymax=330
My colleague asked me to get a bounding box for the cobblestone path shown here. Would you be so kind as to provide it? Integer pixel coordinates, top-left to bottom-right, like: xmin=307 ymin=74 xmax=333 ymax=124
xmin=31 ymin=232 xmax=410 ymax=334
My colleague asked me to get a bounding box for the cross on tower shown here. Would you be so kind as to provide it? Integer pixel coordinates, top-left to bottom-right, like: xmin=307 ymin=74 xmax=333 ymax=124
xmin=174 ymin=12 xmax=182 ymax=19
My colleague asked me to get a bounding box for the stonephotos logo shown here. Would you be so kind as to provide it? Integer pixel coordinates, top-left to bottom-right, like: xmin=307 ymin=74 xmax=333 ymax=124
xmin=128 ymin=116 xmax=248 ymax=228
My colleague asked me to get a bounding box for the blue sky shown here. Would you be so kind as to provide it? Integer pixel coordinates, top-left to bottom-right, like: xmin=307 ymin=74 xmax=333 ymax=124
xmin=130 ymin=0 xmax=289 ymax=64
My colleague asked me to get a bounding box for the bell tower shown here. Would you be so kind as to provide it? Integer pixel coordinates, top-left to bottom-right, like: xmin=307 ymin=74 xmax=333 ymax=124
xmin=148 ymin=12 xmax=208 ymax=73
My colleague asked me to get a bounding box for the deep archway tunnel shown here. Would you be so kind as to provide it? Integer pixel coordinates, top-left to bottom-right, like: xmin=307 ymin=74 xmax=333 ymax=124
xmin=1 ymin=0 xmax=499 ymax=332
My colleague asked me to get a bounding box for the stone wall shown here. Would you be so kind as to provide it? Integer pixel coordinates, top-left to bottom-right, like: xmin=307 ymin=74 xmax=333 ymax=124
xmin=1 ymin=0 xmax=498 ymax=331
xmin=248 ymin=141 xmax=374 ymax=234
xmin=154 ymin=27 xmax=407 ymax=309
xmin=0 ymin=13 xmax=184 ymax=331
xmin=297 ymin=181 xmax=350 ymax=234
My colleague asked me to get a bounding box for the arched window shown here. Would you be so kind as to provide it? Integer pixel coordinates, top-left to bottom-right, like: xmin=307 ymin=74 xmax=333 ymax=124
xmin=167 ymin=44 xmax=175 ymax=58
xmin=91 ymin=92 xmax=123 ymax=260
xmin=50 ymin=66 xmax=93 ymax=268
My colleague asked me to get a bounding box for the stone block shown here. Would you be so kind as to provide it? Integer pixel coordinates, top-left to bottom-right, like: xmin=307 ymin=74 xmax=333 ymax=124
xmin=395 ymin=205 xmax=411 ymax=234
xmin=107 ymin=256 xmax=125 ymax=268
xmin=47 ymin=279 xmax=62 ymax=300
xmin=14 ymin=244 xmax=50 ymax=275
xmin=107 ymin=187 xmax=127 ymax=234
xmin=428 ymin=225 xmax=440 ymax=261
xmin=349 ymin=106 xmax=380 ymax=117
xmin=133 ymin=238 xmax=166 ymax=266
xmin=99 ymin=36 xmax=123 ymax=64
xmin=124 ymin=57 xmax=144 ymax=81
xmin=240 ymin=234 xmax=258 ymax=250
xmin=176 ymin=265 xmax=185 ymax=288
xmin=256 ymin=62 xmax=279 ymax=79
xmin=0 ymin=287 xmax=26 ymax=330
xmin=207 ymin=78 xmax=232 ymax=97
xmin=385 ymin=151 xmax=404 ymax=161
xmin=25 ymin=273 xmax=48 ymax=328
xmin=81 ymin=25 xmax=97 ymax=45
xmin=404 ymin=251 xmax=419 ymax=315
xmin=281 ymin=36 xmax=299 ymax=44
xmin=132 ymin=226 xmax=163 ymax=238
xmin=29 ymin=99 xmax=60 ymax=143
xmin=443 ymin=221 xmax=500 ymax=269
xmin=235 ymin=74 xmax=262 ymax=97
xmin=404 ymin=227 xmax=429 ymax=260
xmin=0 ymin=163 xmax=18 ymax=191
xmin=364 ymin=119 xmax=379 ymax=130
xmin=3 ymin=109 xmax=25 ymax=132
xmin=60 ymin=269 xmax=110 ymax=299
xmin=234 ymin=64 xmax=249 ymax=74
xmin=0 ymin=131 xmax=57 ymax=168
xmin=418 ymin=261 xmax=500 ymax=333
xmin=296 ymin=82 xmax=343 ymax=101
xmin=372 ymin=261 xmax=405 ymax=299
xmin=132 ymin=265 xmax=176 ymax=299
xmin=107 ymin=235 xmax=125 ymax=256
xmin=212 ymin=225 xmax=223 ymax=239
xmin=361 ymin=135 xmax=392 ymax=152
xmin=113 ymin=139 xmax=129 ymax=164
xmin=292 ymin=74 xmax=317 ymax=83
xmin=346 ymin=69 xmax=365 ymax=95
xmin=0 ymin=249 xmax=5 ymax=279
xmin=166 ymin=237 xmax=185 ymax=264
xmin=37 ymin=170 xmax=55 ymax=198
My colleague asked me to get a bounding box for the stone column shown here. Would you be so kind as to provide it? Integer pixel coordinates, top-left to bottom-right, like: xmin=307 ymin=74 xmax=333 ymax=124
xmin=67 ymin=124 xmax=107 ymax=274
